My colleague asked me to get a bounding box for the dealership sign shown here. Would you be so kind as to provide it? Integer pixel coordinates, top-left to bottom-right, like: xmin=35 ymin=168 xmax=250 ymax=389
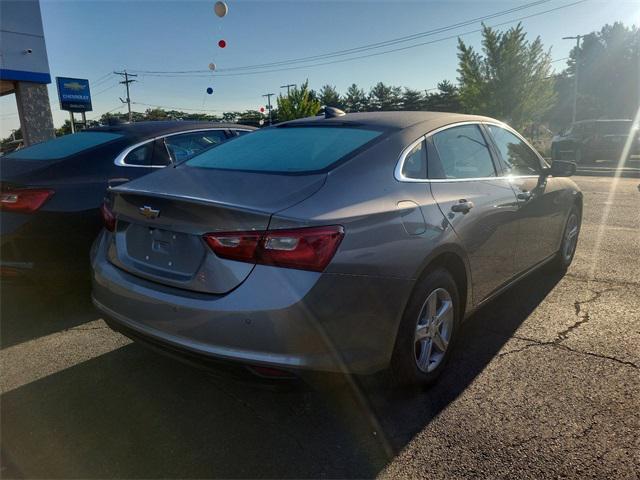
xmin=56 ymin=77 xmax=92 ymax=112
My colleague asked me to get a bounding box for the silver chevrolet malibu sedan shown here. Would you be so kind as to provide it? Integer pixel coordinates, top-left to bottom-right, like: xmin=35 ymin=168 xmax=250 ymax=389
xmin=91 ymin=111 xmax=581 ymax=386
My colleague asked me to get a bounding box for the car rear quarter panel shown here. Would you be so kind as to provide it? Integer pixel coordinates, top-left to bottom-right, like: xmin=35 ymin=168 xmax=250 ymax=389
xmin=270 ymin=127 xmax=471 ymax=303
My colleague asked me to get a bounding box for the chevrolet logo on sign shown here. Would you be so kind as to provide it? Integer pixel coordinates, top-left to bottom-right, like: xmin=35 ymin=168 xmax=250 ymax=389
xmin=139 ymin=206 xmax=160 ymax=219
xmin=63 ymin=81 xmax=87 ymax=91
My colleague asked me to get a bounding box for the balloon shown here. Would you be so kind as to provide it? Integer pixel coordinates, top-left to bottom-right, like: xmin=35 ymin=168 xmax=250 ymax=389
xmin=214 ymin=1 xmax=228 ymax=17
xmin=208 ymin=63 xmax=216 ymax=71
xmin=218 ymin=39 xmax=226 ymax=48
xmin=206 ymin=87 xmax=213 ymax=94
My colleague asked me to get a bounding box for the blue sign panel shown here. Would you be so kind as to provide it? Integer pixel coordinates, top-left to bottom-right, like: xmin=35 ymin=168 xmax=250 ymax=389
xmin=56 ymin=77 xmax=92 ymax=112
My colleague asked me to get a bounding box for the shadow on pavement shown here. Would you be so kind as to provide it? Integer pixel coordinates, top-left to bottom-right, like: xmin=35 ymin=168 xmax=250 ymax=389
xmin=0 ymin=268 xmax=563 ymax=478
xmin=0 ymin=276 xmax=98 ymax=349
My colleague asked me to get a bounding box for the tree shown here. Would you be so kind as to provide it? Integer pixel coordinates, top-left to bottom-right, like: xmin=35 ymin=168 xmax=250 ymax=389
xmin=368 ymin=82 xmax=402 ymax=111
xmin=276 ymin=80 xmax=321 ymax=121
xmin=318 ymin=84 xmax=342 ymax=108
xmin=343 ymin=84 xmax=368 ymax=112
xmin=401 ymin=88 xmax=425 ymax=110
xmin=457 ymin=23 xmax=555 ymax=129
xmin=425 ymin=80 xmax=463 ymax=112
xmin=548 ymin=22 xmax=639 ymax=129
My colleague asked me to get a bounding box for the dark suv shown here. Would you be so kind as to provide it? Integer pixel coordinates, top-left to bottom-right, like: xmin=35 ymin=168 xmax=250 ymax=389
xmin=551 ymin=119 xmax=638 ymax=163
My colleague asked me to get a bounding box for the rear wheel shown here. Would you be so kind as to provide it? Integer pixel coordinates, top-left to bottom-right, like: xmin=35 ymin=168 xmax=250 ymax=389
xmin=550 ymin=206 xmax=581 ymax=272
xmin=389 ymin=268 xmax=460 ymax=387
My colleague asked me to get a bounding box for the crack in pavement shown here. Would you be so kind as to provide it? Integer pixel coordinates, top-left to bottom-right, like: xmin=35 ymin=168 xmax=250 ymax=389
xmin=502 ymin=336 xmax=639 ymax=369
xmin=565 ymin=272 xmax=640 ymax=287
xmin=556 ymin=287 xmax=617 ymax=342
xmin=497 ymin=285 xmax=639 ymax=369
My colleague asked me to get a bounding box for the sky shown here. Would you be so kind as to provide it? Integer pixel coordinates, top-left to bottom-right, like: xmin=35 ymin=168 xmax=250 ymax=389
xmin=0 ymin=0 xmax=638 ymax=137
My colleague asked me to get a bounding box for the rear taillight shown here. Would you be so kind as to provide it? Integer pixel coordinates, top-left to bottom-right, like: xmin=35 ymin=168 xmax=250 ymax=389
xmin=100 ymin=202 xmax=116 ymax=232
xmin=0 ymin=189 xmax=54 ymax=213
xmin=203 ymin=225 xmax=344 ymax=272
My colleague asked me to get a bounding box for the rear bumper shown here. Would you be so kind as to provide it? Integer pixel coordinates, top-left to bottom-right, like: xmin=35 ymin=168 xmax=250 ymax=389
xmin=91 ymin=232 xmax=412 ymax=374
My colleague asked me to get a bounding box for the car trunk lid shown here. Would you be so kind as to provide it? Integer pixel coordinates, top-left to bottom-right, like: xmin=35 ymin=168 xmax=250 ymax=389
xmin=107 ymin=167 xmax=326 ymax=294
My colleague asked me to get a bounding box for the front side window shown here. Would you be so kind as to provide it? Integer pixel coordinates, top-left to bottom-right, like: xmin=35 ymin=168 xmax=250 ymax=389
xmin=401 ymin=140 xmax=426 ymax=179
xmin=487 ymin=125 xmax=541 ymax=176
xmin=431 ymin=124 xmax=495 ymax=179
xmin=165 ymin=130 xmax=228 ymax=162
xmin=186 ymin=126 xmax=382 ymax=173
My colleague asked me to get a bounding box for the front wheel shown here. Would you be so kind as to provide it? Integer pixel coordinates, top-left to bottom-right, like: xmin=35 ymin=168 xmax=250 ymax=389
xmin=550 ymin=206 xmax=581 ymax=272
xmin=389 ymin=268 xmax=460 ymax=387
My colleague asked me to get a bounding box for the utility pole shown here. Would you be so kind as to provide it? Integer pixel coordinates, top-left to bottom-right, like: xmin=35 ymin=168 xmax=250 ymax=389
xmin=562 ymin=35 xmax=582 ymax=125
xmin=114 ymin=70 xmax=137 ymax=122
xmin=280 ymin=83 xmax=296 ymax=96
xmin=262 ymin=93 xmax=275 ymax=125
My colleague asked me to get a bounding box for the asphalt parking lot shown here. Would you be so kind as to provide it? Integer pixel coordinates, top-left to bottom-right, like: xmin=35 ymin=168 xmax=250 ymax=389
xmin=1 ymin=174 xmax=638 ymax=479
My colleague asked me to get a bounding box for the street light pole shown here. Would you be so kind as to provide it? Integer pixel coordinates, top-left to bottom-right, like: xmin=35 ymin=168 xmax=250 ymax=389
xmin=563 ymin=35 xmax=582 ymax=125
xmin=262 ymin=93 xmax=275 ymax=125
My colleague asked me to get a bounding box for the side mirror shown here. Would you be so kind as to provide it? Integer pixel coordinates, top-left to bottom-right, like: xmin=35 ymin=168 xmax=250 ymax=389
xmin=544 ymin=160 xmax=576 ymax=177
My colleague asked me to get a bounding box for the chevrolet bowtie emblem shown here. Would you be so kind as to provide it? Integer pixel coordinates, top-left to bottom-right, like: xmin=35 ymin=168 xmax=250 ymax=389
xmin=139 ymin=205 xmax=160 ymax=219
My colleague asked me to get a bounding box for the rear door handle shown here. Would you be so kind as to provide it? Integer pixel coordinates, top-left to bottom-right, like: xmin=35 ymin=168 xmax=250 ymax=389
xmin=451 ymin=199 xmax=474 ymax=213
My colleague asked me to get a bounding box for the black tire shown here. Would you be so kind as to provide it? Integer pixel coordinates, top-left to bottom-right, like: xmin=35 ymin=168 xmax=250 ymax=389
xmin=389 ymin=268 xmax=461 ymax=387
xmin=550 ymin=205 xmax=581 ymax=272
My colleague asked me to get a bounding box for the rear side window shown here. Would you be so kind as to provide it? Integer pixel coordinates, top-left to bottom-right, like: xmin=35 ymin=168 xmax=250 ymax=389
xmin=186 ymin=127 xmax=382 ymax=173
xmin=4 ymin=132 xmax=123 ymax=160
xmin=486 ymin=125 xmax=541 ymax=176
xmin=401 ymin=141 xmax=427 ymax=179
xmin=123 ymin=143 xmax=154 ymax=166
xmin=431 ymin=125 xmax=495 ymax=179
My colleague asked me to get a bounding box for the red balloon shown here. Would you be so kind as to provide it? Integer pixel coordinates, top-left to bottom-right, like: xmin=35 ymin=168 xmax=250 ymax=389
xmin=218 ymin=39 xmax=227 ymax=48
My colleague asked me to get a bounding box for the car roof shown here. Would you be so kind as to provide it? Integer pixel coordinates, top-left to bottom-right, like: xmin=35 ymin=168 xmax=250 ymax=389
xmin=277 ymin=111 xmax=498 ymax=132
xmin=89 ymin=120 xmax=256 ymax=139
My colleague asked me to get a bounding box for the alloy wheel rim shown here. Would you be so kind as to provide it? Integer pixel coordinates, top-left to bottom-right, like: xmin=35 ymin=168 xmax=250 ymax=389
xmin=563 ymin=213 xmax=579 ymax=262
xmin=414 ymin=288 xmax=454 ymax=373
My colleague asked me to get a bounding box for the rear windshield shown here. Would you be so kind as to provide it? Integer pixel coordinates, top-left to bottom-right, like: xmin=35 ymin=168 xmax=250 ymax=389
xmin=4 ymin=132 xmax=123 ymax=160
xmin=185 ymin=126 xmax=382 ymax=173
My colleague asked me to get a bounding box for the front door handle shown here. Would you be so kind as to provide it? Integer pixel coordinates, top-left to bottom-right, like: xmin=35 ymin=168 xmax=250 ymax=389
xmin=451 ymin=199 xmax=475 ymax=213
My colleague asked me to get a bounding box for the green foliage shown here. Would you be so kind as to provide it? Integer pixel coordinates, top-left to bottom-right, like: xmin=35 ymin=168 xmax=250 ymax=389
xmin=548 ymin=22 xmax=639 ymax=129
xmin=276 ymin=80 xmax=322 ymax=121
xmin=457 ymin=23 xmax=555 ymax=129
xmin=343 ymin=84 xmax=368 ymax=112
xmin=368 ymin=82 xmax=402 ymax=111
xmin=318 ymin=84 xmax=342 ymax=109
xmin=424 ymin=80 xmax=463 ymax=112
xmin=401 ymin=88 xmax=425 ymax=111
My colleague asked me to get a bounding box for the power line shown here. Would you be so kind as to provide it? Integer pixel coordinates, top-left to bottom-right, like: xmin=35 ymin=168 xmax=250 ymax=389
xmin=91 ymin=72 xmax=114 ymax=88
xmin=128 ymin=0 xmax=586 ymax=79
xmin=131 ymin=0 xmax=552 ymax=74
xmin=93 ymin=82 xmax=120 ymax=96
xmin=88 ymin=104 xmax=125 ymax=121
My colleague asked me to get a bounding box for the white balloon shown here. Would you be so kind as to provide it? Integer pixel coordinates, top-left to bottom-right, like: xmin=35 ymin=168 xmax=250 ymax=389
xmin=214 ymin=1 xmax=228 ymax=17
xmin=208 ymin=63 xmax=216 ymax=71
